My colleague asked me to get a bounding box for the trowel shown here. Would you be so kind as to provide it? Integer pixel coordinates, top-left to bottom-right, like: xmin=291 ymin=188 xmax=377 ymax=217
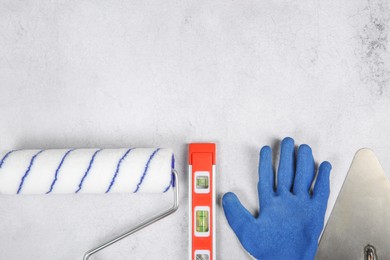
xmin=316 ymin=149 xmax=390 ymax=260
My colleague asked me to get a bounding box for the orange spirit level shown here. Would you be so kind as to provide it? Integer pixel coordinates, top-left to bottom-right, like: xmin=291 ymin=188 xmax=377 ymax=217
xmin=188 ymin=143 xmax=216 ymax=260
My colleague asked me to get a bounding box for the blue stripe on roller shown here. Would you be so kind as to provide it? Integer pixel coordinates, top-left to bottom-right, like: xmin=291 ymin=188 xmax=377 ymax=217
xmin=75 ymin=149 xmax=102 ymax=193
xmin=163 ymin=173 xmax=174 ymax=193
xmin=171 ymin=153 xmax=175 ymax=169
xmin=172 ymin=170 xmax=176 ymax=188
xmin=0 ymin=150 xmax=16 ymax=168
xmin=46 ymin=149 xmax=75 ymax=194
xmin=163 ymin=154 xmax=175 ymax=192
xmin=134 ymin=148 xmax=160 ymax=193
xmin=105 ymin=148 xmax=134 ymax=193
xmin=17 ymin=150 xmax=45 ymax=194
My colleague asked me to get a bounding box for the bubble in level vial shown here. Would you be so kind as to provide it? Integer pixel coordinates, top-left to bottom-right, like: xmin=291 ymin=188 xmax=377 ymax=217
xmin=196 ymin=254 xmax=209 ymax=260
xmin=196 ymin=210 xmax=209 ymax=232
xmin=196 ymin=176 xmax=209 ymax=189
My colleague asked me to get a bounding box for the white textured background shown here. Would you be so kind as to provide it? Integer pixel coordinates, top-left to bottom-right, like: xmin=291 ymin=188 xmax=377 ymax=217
xmin=0 ymin=0 xmax=389 ymax=259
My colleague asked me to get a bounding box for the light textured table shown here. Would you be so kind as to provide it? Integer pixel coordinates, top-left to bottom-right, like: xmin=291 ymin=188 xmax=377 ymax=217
xmin=0 ymin=0 xmax=389 ymax=259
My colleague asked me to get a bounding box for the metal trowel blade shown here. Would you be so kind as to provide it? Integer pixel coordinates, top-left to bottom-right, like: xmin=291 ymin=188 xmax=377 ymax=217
xmin=316 ymin=149 xmax=390 ymax=260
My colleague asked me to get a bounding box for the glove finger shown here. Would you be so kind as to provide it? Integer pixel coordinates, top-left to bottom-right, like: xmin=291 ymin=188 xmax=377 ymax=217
xmin=258 ymin=145 xmax=274 ymax=207
xmin=277 ymin=137 xmax=295 ymax=193
xmin=222 ymin=192 xmax=254 ymax=233
xmin=293 ymin=144 xmax=315 ymax=195
xmin=312 ymin=161 xmax=331 ymax=210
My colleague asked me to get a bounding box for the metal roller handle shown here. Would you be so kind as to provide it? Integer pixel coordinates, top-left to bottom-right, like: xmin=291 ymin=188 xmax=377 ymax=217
xmin=83 ymin=169 xmax=180 ymax=260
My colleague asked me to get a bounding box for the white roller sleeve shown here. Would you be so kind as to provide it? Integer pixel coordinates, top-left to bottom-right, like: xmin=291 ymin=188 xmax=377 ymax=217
xmin=0 ymin=148 xmax=174 ymax=194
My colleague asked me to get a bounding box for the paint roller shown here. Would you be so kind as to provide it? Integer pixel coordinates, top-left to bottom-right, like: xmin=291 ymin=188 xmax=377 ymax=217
xmin=0 ymin=148 xmax=179 ymax=259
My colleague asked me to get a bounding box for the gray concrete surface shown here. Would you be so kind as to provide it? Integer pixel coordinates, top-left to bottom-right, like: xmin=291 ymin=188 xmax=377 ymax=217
xmin=0 ymin=0 xmax=389 ymax=259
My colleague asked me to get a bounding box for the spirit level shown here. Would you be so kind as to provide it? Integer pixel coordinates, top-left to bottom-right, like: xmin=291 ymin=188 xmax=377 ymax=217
xmin=189 ymin=143 xmax=216 ymax=260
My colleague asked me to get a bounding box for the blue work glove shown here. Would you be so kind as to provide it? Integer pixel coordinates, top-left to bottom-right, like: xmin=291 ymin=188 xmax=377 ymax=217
xmin=222 ymin=137 xmax=331 ymax=260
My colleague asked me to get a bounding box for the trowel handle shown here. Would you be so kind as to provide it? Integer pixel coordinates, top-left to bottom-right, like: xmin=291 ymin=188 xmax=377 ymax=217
xmin=365 ymin=245 xmax=377 ymax=260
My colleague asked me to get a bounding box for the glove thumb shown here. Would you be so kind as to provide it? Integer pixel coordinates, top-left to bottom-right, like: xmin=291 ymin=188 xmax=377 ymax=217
xmin=222 ymin=192 xmax=254 ymax=235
